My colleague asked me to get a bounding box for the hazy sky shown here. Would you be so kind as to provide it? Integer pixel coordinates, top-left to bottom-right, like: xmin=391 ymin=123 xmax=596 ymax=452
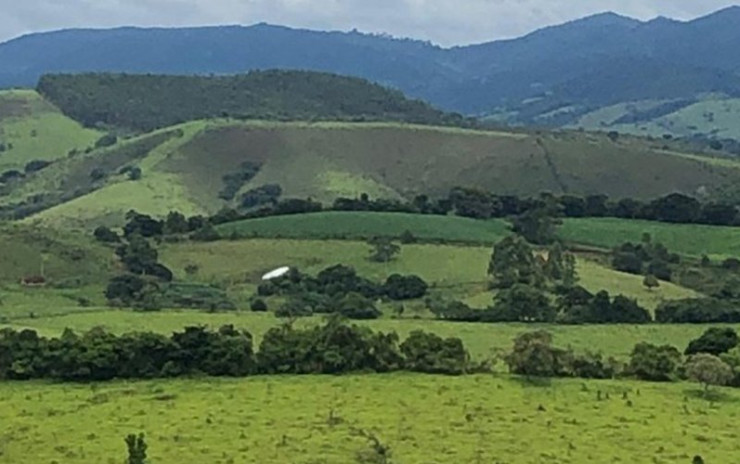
xmin=1 ymin=0 xmax=739 ymax=45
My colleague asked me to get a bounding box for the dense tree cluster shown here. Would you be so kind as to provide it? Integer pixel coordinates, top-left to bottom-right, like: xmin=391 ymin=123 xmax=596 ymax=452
xmin=258 ymin=265 xmax=429 ymax=319
xmin=655 ymin=298 xmax=740 ymax=323
xmin=504 ymin=329 xmax=738 ymax=390
xmin=0 ymin=318 xmax=472 ymax=381
xmin=611 ymin=234 xmax=680 ymax=281
xmin=38 ymin=71 xmax=468 ymax=133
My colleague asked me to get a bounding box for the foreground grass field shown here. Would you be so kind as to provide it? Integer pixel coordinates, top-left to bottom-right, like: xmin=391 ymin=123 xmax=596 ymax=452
xmin=5 ymin=310 xmax=735 ymax=362
xmin=0 ymin=374 xmax=735 ymax=464
xmin=560 ymin=218 xmax=740 ymax=258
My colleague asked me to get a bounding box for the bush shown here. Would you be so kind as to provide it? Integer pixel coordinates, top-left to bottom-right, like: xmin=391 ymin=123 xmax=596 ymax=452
xmin=655 ymin=298 xmax=740 ymax=323
xmin=628 ymin=342 xmax=682 ymax=381
xmin=93 ymin=226 xmax=120 ymax=243
xmin=384 ymin=274 xmax=428 ymax=301
xmin=250 ymin=298 xmax=268 ymax=312
xmin=504 ymin=331 xmax=573 ymax=378
xmin=400 ymin=331 xmax=470 ymax=375
xmin=336 ymin=293 xmax=382 ymax=320
xmin=24 ymin=160 xmax=51 ymax=174
xmin=685 ymin=328 xmax=739 ymax=356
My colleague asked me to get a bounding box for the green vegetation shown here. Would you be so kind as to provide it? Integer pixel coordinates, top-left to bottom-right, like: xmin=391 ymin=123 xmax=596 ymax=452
xmin=7 ymin=309 xmax=740 ymax=362
xmin=38 ymin=71 xmax=466 ymax=132
xmin=560 ymin=218 xmax=740 ymax=258
xmin=218 ymin=212 xmax=510 ymax=243
xmin=0 ymin=90 xmax=101 ymax=172
xmin=0 ymin=373 xmax=737 ymax=463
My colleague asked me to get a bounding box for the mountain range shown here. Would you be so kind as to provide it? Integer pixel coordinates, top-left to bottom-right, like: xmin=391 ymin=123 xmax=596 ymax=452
xmin=2 ymin=7 xmax=740 ymax=137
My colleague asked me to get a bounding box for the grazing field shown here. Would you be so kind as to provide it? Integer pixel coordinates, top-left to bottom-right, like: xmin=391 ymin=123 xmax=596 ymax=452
xmin=217 ymin=212 xmax=511 ymax=243
xmin=5 ymin=309 xmax=734 ymax=362
xmin=0 ymin=90 xmax=101 ymax=171
xmin=160 ymin=238 xmax=700 ymax=310
xmin=0 ymin=373 xmax=736 ymax=464
xmin=560 ymin=217 xmax=740 ymax=259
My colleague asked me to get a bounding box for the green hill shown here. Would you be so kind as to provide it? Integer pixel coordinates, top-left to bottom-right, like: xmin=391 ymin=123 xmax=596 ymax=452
xmin=0 ymin=90 xmax=102 ymax=171
xmin=10 ymin=118 xmax=740 ymax=229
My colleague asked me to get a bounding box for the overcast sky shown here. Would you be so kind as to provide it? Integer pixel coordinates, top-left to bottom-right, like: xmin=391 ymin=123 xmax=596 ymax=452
xmin=1 ymin=0 xmax=739 ymax=46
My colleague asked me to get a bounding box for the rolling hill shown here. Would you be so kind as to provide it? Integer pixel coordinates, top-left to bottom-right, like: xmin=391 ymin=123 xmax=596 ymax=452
xmin=8 ymin=117 xmax=740 ymax=229
xmin=0 ymin=90 xmax=102 ymax=171
xmin=3 ymin=7 xmax=740 ymax=141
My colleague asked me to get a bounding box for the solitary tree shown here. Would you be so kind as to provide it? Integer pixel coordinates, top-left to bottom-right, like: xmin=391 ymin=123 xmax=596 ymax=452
xmin=367 ymin=237 xmax=400 ymax=263
xmin=643 ymin=274 xmax=660 ymax=292
xmin=685 ymin=353 xmax=733 ymax=397
xmin=125 ymin=433 xmax=148 ymax=464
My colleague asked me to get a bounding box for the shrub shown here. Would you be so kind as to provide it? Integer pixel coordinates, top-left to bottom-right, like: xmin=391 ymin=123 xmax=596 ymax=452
xmin=400 ymin=331 xmax=469 ymax=375
xmin=94 ymin=226 xmax=121 ymax=243
xmin=250 ymin=298 xmax=268 ymax=312
xmin=685 ymin=328 xmax=739 ymax=356
xmin=628 ymin=342 xmax=681 ymax=381
xmin=383 ymin=274 xmax=428 ymax=300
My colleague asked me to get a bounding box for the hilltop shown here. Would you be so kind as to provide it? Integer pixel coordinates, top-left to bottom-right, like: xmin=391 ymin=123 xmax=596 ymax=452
xmin=2 ymin=8 xmax=740 ymax=141
xmin=38 ymin=71 xmax=465 ymax=132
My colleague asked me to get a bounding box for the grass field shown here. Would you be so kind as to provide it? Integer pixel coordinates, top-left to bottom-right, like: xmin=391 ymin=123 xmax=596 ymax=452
xmin=217 ymin=212 xmax=511 ymax=243
xmin=5 ymin=309 xmax=731 ymax=362
xmin=160 ymin=238 xmax=699 ymax=310
xmin=0 ymin=90 xmax=101 ymax=171
xmin=0 ymin=373 xmax=737 ymax=464
xmin=560 ymin=217 xmax=740 ymax=259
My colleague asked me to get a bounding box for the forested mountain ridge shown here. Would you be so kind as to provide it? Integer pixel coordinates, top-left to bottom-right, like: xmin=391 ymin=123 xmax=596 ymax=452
xmin=3 ymin=6 xmax=740 ymax=136
xmin=37 ymin=71 xmax=465 ymax=132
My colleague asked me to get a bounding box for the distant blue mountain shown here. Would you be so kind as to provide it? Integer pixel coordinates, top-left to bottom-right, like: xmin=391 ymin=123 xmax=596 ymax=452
xmin=2 ymin=7 xmax=740 ymax=116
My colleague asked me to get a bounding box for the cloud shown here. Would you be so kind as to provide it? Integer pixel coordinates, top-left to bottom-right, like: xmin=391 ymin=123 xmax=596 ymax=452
xmin=0 ymin=0 xmax=738 ymax=45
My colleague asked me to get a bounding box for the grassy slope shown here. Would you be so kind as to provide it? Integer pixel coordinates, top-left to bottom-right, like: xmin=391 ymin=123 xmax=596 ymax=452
xmin=560 ymin=218 xmax=740 ymax=259
xmin=217 ymin=212 xmax=511 ymax=243
xmin=0 ymin=90 xmax=101 ymax=171
xmin=17 ymin=123 xmax=211 ymax=229
xmin=24 ymin=119 xmax=740 ymax=229
xmin=158 ymin=238 xmax=698 ymax=310
xmin=1 ymin=374 xmax=736 ymax=464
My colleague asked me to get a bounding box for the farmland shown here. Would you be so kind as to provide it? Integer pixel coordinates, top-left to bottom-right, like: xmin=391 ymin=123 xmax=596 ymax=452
xmin=560 ymin=217 xmax=740 ymax=259
xmin=0 ymin=373 xmax=736 ymax=464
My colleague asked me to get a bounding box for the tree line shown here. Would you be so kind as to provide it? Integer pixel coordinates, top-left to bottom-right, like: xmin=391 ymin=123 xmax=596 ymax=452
xmin=0 ymin=317 xmax=475 ymax=381
xmin=38 ymin=71 xmax=472 ymax=133
xmin=507 ymin=327 xmax=740 ymax=395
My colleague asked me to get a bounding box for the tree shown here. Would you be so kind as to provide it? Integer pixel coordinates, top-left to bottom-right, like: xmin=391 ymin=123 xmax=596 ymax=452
xmin=191 ymin=223 xmax=221 ymax=242
xmin=125 ymin=433 xmax=147 ymax=464
xmin=649 ymin=193 xmax=701 ymax=224
xmin=163 ymin=211 xmax=190 ymax=235
xmin=628 ymin=342 xmax=681 ymax=381
xmin=492 ymin=284 xmax=555 ymax=323
xmin=336 ymin=293 xmax=382 ymax=320
xmin=367 ymin=237 xmax=400 ymax=263
xmin=512 ymin=207 xmax=559 ymax=245
xmin=488 ymin=235 xmax=544 ymax=289
xmin=128 ymin=166 xmax=142 ymax=180
xmin=504 ymin=331 xmax=572 ymax=378
xmin=562 ymin=252 xmax=578 ymax=287
xmin=400 ymin=330 xmax=470 ymax=375
xmin=250 ymin=298 xmax=268 ymax=312
xmin=93 ymin=226 xmax=120 ymax=243
xmin=384 ymin=274 xmax=428 ymax=300
xmin=685 ymin=328 xmax=739 ymax=356
xmin=685 ymin=353 xmax=733 ymax=396
xmin=643 ymin=274 xmax=660 ymax=292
